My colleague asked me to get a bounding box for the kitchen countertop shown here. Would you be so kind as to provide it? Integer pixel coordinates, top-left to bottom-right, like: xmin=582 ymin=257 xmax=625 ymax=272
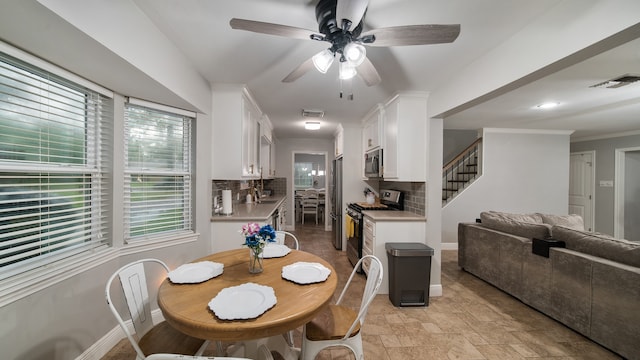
xmin=362 ymin=210 xmax=426 ymax=222
xmin=211 ymin=196 xmax=285 ymax=222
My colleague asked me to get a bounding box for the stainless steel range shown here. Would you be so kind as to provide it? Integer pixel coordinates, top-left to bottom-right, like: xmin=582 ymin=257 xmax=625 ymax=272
xmin=345 ymin=189 xmax=404 ymax=269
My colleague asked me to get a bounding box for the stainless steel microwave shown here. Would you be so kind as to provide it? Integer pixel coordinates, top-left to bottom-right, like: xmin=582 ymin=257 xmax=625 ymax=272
xmin=364 ymin=149 xmax=383 ymax=178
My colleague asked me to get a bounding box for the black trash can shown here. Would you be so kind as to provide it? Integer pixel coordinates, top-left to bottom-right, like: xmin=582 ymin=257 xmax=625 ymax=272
xmin=385 ymin=242 xmax=434 ymax=307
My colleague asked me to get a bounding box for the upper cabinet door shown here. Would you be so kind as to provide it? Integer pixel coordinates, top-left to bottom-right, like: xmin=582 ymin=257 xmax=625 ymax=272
xmin=242 ymin=98 xmax=261 ymax=177
xmin=211 ymin=85 xmax=262 ymax=179
xmin=382 ymin=93 xmax=427 ymax=181
xmin=363 ymin=105 xmax=382 ymax=152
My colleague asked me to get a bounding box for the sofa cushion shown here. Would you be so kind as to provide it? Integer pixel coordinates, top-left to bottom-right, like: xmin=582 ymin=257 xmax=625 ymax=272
xmin=551 ymin=225 xmax=640 ymax=267
xmin=539 ymin=213 xmax=584 ymax=230
xmin=480 ymin=211 xmax=551 ymax=239
xmin=481 ymin=211 xmax=543 ymax=224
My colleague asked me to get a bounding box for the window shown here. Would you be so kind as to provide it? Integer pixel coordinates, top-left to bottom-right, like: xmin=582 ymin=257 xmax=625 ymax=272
xmin=124 ymin=101 xmax=193 ymax=240
xmin=0 ymin=52 xmax=111 ymax=278
xmin=294 ymin=162 xmax=313 ymax=188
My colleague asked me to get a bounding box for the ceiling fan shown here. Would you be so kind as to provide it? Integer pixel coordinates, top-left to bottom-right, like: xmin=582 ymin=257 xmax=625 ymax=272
xmin=229 ymin=0 xmax=460 ymax=88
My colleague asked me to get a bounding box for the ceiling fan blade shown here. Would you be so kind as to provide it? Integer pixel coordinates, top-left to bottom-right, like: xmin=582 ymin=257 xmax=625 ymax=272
xmin=282 ymin=57 xmax=316 ymax=83
xmin=230 ymin=18 xmax=319 ymax=40
xmin=358 ymin=57 xmax=381 ymax=87
xmin=362 ymin=24 xmax=460 ymax=47
xmin=336 ymin=0 xmax=369 ymax=31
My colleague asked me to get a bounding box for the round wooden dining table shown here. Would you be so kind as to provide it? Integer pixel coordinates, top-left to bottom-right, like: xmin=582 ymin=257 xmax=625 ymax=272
xmin=157 ymin=248 xmax=338 ymax=343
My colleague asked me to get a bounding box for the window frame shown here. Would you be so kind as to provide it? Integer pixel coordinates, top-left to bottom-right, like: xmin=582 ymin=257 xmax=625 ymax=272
xmin=0 ymin=42 xmax=116 ymax=306
xmin=123 ymin=98 xmax=195 ymax=243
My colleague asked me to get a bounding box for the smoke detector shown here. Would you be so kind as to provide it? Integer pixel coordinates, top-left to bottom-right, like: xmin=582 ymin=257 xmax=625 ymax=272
xmin=590 ymin=74 xmax=640 ymax=89
xmin=302 ymin=109 xmax=324 ymax=118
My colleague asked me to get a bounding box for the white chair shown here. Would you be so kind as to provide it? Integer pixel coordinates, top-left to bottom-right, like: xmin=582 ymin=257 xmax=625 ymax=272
xmin=275 ymin=230 xmax=300 ymax=250
xmin=275 ymin=230 xmax=301 ymax=346
xmin=300 ymin=255 xmax=384 ymax=360
xmin=300 ymin=191 xmax=319 ymax=225
xmin=105 ymin=258 xmax=213 ymax=360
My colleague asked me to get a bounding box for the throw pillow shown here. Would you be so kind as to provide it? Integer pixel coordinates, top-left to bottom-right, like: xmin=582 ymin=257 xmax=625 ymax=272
xmin=539 ymin=213 xmax=584 ymax=231
xmin=480 ymin=211 xmax=551 ymax=239
xmin=481 ymin=210 xmax=543 ymax=224
xmin=551 ymin=225 xmax=640 ymax=267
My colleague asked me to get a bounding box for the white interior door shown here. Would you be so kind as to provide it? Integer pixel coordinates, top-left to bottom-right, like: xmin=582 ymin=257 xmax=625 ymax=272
xmin=569 ymin=152 xmax=595 ymax=231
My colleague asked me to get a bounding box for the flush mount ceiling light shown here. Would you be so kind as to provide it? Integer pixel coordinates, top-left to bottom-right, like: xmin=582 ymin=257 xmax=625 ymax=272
xmin=305 ymin=121 xmax=321 ymax=130
xmin=536 ymin=102 xmax=560 ymax=109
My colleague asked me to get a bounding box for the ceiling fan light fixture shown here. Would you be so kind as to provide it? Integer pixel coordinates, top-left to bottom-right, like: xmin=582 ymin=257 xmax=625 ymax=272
xmin=339 ymin=62 xmax=357 ymax=80
xmin=312 ymin=49 xmax=334 ymax=74
xmin=305 ymin=121 xmax=321 ymax=130
xmin=344 ymin=43 xmax=366 ymax=67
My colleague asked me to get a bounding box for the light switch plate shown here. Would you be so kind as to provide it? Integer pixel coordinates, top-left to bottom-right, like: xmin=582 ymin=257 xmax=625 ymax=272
xmin=599 ymin=180 xmax=614 ymax=187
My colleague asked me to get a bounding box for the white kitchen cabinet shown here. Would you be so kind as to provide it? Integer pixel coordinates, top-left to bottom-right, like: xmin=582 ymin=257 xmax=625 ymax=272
xmin=362 ymin=215 xmax=426 ymax=294
xmin=382 ymin=93 xmax=427 ymax=181
xmin=334 ymin=124 xmax=344 ymax=158
xmin=211 ymin=85 xmax=262 ymax=179
xmin=260 ymin=136 xmax=272 ymax=178
xmin=362 ymin=217 xmax=375 ymax=275
xmin=276 ymin=201 xmax=286 ymax=230
xmin=260 ymin=115 xmax=275 ymax=178
xmin=362 ymin=104 xmax=383 ymax=152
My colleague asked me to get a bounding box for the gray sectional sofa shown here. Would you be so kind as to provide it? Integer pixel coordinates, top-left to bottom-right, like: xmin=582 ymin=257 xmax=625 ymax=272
xmin=458 ymin=211 xmax=640 ymax=360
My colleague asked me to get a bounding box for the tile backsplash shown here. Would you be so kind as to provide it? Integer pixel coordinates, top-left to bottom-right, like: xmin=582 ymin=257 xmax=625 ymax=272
xmin=212 ymin=178 xmax=287 ymax=213
xmin=379 ymin=181 xmax=426 ymax=215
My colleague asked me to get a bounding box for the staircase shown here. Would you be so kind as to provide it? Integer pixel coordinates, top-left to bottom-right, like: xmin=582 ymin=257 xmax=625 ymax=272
xmin=442 ymin=138 xmax=482 ymax=205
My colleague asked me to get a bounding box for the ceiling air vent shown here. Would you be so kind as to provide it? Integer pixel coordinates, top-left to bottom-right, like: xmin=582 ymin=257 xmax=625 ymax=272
xmin=590 ymin=74 xmax=640 ymax=89
xmin=302 ymin=109 xmax=324 ymax=118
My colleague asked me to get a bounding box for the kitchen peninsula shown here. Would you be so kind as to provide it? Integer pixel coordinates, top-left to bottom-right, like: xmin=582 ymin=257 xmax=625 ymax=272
xmin=211 ymin=196 xmax=286 ymax=253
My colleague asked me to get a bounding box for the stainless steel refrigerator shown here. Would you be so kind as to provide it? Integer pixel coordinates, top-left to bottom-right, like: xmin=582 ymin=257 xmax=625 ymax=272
xmin=331 ymin=157 xmax=343 ymax=250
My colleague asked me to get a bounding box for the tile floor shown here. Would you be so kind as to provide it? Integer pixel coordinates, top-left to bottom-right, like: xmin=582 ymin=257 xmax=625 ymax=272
xmin=101 ymin=222 xmax=622 ymax=360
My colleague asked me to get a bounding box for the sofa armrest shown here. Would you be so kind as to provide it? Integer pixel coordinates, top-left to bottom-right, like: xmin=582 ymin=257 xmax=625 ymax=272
xmin=532 ymin=237 xmax=565 ymax=258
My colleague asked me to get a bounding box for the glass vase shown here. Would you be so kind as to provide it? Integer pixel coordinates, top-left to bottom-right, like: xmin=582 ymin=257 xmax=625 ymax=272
xmin=249 ymin=248 xmax=264 ymax=274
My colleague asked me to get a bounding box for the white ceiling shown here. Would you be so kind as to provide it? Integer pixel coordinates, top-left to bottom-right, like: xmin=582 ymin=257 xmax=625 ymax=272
xmin=1 ymin=0 xmax=639 ymax=141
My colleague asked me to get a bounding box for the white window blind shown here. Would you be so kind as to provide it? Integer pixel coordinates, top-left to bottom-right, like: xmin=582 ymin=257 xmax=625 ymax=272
xmin=124 ymin=102 xmax=192 ymax=240
xmin=0 ymin=52 xmax=111 ymax=277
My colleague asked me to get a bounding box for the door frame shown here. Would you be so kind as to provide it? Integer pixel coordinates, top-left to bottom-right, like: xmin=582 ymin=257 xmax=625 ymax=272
xmin=292 ymin=151 xmax=329 ymax=231
xmin=614 ymin=146 xmax=640 ymax=238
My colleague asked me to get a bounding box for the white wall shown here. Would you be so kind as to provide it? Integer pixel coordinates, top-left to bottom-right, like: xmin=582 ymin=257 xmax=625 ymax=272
xmin=442 ymin=129 xmax=572 ymax=246
xmin=426 ymin=118 xmax=443 ymax=295
xmin=36 ymin=0 xmax=211 ymax=113
xmin=429 ymin=0 xmax=640 ymax=119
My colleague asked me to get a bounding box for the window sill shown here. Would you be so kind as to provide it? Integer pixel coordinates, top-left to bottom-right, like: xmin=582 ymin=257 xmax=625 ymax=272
xmin=122 ymin=231 xmax=200 ymax=255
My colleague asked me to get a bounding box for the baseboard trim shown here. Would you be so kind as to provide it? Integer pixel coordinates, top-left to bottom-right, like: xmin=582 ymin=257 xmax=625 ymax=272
xmin=75 ymin=309 xmax=165 ymax=360
xmin=430 ymin=284 xmax=443 ymax=297
xmin=75 ymin=324 xmax=125 ymax=360
xmin=441 ymin=242 xmax=458 ymax=251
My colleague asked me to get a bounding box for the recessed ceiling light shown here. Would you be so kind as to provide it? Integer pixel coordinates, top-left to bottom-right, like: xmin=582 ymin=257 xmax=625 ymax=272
xmin=305 ymin=121 xmax=321 ymax=130
xmin=536 ymin=102 xmax=560 ymax=109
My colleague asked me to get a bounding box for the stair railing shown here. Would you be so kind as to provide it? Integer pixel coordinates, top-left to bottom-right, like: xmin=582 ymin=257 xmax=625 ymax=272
xmin=442 ymin=137 xmax=482 ymax=205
